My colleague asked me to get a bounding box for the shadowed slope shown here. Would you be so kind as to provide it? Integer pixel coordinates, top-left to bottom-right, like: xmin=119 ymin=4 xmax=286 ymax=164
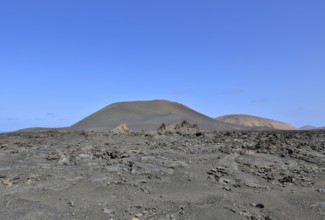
xmin=71 ymin=100 xmax=243 ymax=131
xmin=216 ymin=114 xmax=296 ymax=130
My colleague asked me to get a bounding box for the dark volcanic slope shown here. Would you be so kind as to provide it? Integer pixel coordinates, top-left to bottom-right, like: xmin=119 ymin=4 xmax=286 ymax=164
xmin=216 ymin=114 xmax=296 ymax=130
xmin=71 ymin=100 xmax=242 ymax=131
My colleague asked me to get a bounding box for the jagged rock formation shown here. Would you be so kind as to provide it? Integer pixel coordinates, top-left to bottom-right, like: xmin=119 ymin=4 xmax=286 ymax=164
xmin=157 ymin=120 xmax=201 ymax=136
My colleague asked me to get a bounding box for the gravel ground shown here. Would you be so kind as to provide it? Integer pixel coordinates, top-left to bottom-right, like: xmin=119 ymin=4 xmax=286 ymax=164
xmin=0 ymin=125 xmax=324 ymax=220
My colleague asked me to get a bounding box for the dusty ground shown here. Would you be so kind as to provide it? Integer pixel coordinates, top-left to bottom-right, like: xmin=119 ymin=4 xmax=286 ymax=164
xmin=0 ymin=127 xmax=324 ymax=220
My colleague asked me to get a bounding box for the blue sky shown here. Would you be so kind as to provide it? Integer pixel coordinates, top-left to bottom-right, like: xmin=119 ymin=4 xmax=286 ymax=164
xmin=1 ymin=0 xmax=325 ymax=131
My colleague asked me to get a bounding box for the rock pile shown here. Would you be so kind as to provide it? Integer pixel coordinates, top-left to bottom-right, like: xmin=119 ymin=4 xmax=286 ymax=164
xmin=112 ymin=123 xmax=131 ymax=134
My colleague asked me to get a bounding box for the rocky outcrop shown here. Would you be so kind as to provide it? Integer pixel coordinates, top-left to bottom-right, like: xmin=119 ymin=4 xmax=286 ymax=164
xmin=112 ymin=123 xmax=131 ymax=134
xmin=157 ymin=120 xmax=201 ymax=136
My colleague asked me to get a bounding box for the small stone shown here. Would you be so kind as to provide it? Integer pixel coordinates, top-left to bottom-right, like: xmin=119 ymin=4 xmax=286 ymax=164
xmin=121 ymin=153 xmax=129 ymax=158
xmin=103 ymin=208 xmax=114 ymax=215
xmin=278 ymin=176 xmax=294 ymax=184
xmin=141 ymin=186 xmax=151 ymax=194
xmin=12 ymin=176 xmax=20 ymax=181
xmin=135 ymin=213 xmax=143 ymax=217
xmin=223 ymin=186 xmax=231 ymax=191
xmin=58 ymin=157 xmax=69 ymax=166
xmin=78 ymin=153 xmax=93 ymax=160
xmin=67 ymin=200 xmax=75 ymax=207
xmin=46 ymin=151 xmax=60 ymax=161
xmin=255 ymin=203 xmax=264 ymax=209
xmin=222 ymin=178 xmax=230 ymax=184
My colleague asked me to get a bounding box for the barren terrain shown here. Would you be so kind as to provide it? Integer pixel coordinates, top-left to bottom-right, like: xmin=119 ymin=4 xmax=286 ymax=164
xmin=0 ymin=123 xmax=324 ymax=220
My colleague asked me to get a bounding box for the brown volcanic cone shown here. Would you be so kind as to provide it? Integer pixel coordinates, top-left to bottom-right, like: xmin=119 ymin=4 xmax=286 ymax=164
xmin=71 ymin=100 xmax=244 ymax=131
xmin=216 ymin=114 xmax=296 ymax=130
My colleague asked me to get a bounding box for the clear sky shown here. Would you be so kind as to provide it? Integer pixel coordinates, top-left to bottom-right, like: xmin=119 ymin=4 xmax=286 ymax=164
xmin=1 ymin=0 xmax=325 ymax=132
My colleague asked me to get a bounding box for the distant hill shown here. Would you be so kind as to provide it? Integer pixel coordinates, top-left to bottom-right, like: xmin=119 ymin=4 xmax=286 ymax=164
xmin=315 ymin=126 xmax=325 ymax=130
xmin=299 ymin=125 xmax=325 ymax=130
xmin=299 ymin=125 xmax=317 ymax=130
xmin=71 ymin=100 xmax=244 ymax=131
xmin=215 ymin=114 xmax=296 ymax=130
xmin=17 ymin=127 xmax=64 ymax=132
